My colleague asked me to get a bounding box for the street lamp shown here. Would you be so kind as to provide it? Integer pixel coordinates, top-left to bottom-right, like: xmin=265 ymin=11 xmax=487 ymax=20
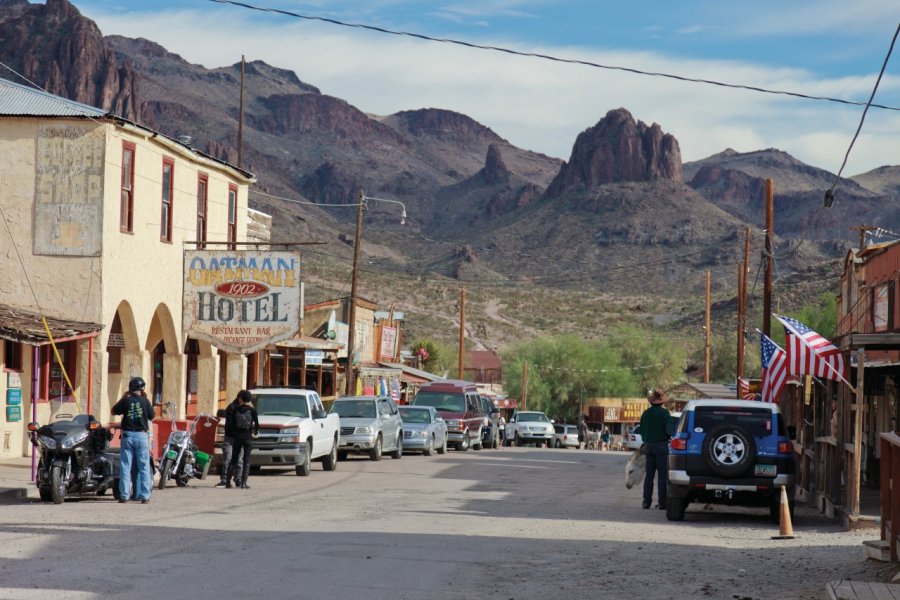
xmin=344 ymin=191 xmax=408 ymax=395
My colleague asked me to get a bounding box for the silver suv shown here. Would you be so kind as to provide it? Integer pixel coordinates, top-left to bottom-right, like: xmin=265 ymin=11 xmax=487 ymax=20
xmin=329 ymin=396 xmax=403 ymax=461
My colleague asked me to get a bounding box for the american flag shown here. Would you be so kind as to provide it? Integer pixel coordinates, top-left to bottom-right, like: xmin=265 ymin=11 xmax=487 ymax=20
xmin=775 ymin=314 xmax=847 ymax=381
xmin=760 ymin=333 xmax=788 ymax=404
xmin=737 ymin=377 xmax=757 ymax=400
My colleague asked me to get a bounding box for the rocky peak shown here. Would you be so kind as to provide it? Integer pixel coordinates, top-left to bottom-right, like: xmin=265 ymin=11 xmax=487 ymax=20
xmin=482 ymin=144 xmax=510 ymax=185
xmin=0 ymin=0 xmax=139 ymax=120
xmin=546 ymin=108 xmax=681 ymax=197
xmin=391 ymin=108 xmax=503 ymax=143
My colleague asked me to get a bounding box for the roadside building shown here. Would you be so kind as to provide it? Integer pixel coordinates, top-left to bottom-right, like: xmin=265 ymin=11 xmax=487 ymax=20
xmin=0 ymin=78 xmax=258 ymax=457
xmin=798 ymin=239 xmax=900 ymax=530
xmin=464 ymin=350 xmax=503 ymax=386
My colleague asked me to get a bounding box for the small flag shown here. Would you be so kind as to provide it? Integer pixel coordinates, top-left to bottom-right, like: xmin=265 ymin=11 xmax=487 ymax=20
xmin=775 ymin=314 xmax=846 ymax=381
xmin=737 ymin=377 xmax=757 ymax=400
xmin=760 ymin=333 xmax=788 ymax=404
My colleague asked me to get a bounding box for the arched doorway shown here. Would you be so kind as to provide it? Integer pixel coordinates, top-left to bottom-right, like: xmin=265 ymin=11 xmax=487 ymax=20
xmin=151 ymin=340 xmax=165 ymax=406
xmin=107 ymin=301 xmax=142 ymax=413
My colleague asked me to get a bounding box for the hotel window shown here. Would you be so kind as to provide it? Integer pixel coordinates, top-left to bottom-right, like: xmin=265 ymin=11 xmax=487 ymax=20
xmin=161 ymin=158 xmax=174 ymax=242
xmin=227 ymin=184 xmax=238 ymax=250
xmin=196 ymin=173 xmax=208 ymax=249
xmin=3 ymin=340 xmax=23 ymax=372
xmin=120 ymin=142 xmax=135 ymax=232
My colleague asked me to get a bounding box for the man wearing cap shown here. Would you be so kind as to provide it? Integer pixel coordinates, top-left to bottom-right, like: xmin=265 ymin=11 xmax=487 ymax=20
xmin=639 ymin=390 xmax=671 ymax=510
xmin=112 ymin=376 xmax=155 ymax=504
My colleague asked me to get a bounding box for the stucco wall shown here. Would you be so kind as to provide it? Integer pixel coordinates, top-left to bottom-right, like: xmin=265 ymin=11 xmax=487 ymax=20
xmin=0 ymin=116 xmax=254 ymax=454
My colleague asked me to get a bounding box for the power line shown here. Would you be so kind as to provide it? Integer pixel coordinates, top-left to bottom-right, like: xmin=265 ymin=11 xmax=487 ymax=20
xmin=825 ymin=23 xmax=900 ymax=204
xmin=210 ymin=0 xmax=900 ymax=113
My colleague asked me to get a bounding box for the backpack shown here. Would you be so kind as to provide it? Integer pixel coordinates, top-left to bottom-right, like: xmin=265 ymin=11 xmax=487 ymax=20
xmin=235 ymin=408 xmax=253 ymax=431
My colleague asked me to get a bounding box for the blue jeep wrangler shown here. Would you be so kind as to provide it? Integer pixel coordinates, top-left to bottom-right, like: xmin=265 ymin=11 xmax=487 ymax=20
xmin=666 ymin=399 xmax=796 ymax=522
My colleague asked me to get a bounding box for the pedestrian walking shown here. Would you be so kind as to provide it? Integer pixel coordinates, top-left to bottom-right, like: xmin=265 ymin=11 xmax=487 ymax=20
xmin=112 ymin=376 xmax=155 ymax=504
xmin=227 ymin=390 xmax=259 ymax=489
xmin=216 ymin=394 xmax=242 ymax=488
xmin=600 ymin=426 xmax=611 ymax=451
xmin=577 ymin=417 xmax=588 ymax=450
xmin=639 ymin=390 xmax=671 ymax=510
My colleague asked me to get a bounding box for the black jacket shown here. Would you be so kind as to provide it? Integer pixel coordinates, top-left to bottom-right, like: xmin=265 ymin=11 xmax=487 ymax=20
xmin=223 ymin=400 xmax=241 ymax=438
xmin=112 ymin=393 xmax=155 ymax=432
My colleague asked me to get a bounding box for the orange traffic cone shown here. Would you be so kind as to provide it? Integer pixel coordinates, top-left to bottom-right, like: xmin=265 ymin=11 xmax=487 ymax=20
xmin=771 ymin=485 xmax=796 ymax=539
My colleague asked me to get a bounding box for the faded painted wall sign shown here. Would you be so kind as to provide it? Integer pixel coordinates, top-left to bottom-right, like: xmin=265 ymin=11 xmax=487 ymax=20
xmin=183 ymin=250 xmax=302 ymax=354
xmin=34 ymin=125 xmax=104 ymax=256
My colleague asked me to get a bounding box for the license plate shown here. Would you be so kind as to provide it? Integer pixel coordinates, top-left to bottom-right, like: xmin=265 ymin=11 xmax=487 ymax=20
xmin=166 ymin=450 xmax=177 ymax=459
xmin=754 ymin=464 xmax=776 ymax=477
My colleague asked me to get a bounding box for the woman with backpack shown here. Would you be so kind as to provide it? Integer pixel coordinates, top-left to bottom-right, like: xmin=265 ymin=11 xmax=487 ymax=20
xmin=226 ymin=390 xmax=259 ymax=489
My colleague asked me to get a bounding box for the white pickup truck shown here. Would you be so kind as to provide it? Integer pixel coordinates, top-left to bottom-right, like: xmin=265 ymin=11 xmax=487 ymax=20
xmin=244 ymin=387 xmax=340 ymax=476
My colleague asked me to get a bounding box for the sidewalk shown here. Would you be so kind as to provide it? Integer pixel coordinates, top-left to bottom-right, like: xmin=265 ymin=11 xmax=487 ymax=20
xmin=0 ymin=456 xmax=39 ymax=500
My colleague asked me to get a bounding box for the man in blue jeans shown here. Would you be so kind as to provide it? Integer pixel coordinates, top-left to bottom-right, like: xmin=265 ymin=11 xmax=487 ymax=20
xmin=112 ymin=377 xmax=155 ymax=504
xmin=639 ymin=390 xmax=671 ymax=510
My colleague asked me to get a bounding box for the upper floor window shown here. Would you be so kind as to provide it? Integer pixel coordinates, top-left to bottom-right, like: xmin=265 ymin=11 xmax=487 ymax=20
xmin=120 ymin=142 xmax=135 ymax=233
xmin=227 ymin=184 xmax=238 ymax=250
xmin=3 ymin=340 xmax=23 ymax=372
xmin=160 ymin=158 xmax=174 ymax=243
xmin=196 ymin=173 xmax=208 ymax=249
xmin=873 ymin=282 xmax=894 ymax=332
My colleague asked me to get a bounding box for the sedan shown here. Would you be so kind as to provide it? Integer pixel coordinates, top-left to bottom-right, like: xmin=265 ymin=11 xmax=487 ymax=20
xmin=553 ymin=424 xmax=580 ymax=448
xmin=399 ymin=406 xmax=448 ymax=456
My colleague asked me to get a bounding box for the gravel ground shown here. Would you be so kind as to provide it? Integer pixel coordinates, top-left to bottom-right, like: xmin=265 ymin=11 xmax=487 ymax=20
xmin=0 ymin=448 xmax=886 ymax=599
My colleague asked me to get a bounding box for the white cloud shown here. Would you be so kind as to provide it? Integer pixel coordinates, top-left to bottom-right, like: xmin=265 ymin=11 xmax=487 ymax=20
xmin=84 ymin=5 xmax=899 ymax=175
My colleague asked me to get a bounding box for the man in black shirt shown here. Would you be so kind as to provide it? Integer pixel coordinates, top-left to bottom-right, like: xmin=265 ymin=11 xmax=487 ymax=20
xmin=216 ymin=395 xmax=242 ymax=488
xmin=227 ymin=390 xmax=259 ymax=489
xmin=112 ymin=377 xmax=155 ymax=503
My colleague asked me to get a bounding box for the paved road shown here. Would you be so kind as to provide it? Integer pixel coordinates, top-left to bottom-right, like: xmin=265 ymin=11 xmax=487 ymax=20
xmin=0 ymin=447 xmax=883 ymax=599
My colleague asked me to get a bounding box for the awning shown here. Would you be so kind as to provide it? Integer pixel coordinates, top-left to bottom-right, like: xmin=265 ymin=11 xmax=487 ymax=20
xmin=377 ymin=361 xmax=442 ymax=383
xmin=274 ymin=336 xmax=344 ymax=351
xmin=0 ymin=304 xmax=102 ymax=346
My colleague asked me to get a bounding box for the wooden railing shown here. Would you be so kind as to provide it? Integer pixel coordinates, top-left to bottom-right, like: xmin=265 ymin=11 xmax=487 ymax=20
xmin=880 ymin=432 xmax=900 ymax=560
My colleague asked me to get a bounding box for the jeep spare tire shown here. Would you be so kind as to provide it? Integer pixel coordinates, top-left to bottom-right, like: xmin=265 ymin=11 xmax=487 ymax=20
xmin=702 ymin=424 xmax=755 ymax=477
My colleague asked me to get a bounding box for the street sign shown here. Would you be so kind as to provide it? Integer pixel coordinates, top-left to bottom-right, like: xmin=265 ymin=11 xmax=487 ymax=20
xmin=305 ymin=350 xmax=324 ymax=366
xmin=6 ymin=389 xmax=21 ymax=405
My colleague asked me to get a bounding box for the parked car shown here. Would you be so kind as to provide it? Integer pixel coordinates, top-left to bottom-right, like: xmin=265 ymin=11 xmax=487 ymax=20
xmin=330 ymin=396 xmax=403 ymax=461
xmin=412 ymin=380 xmax=484 ymax=451
xmin=667 ymin=400 xmax=795 ymax=522
xmin=624 ymin=412 xmax=682 ymax=451
xmin=399 ymin=406 xmax=448 ymax=456
xmin=479 ymin=395 xmax=501 ymax=449
xmin=553 ymin=424 xmax=580 ymax=448
xmin=503 ymin=411 xmax=554 ymax=447
xmin=214 ymin=387 xmax=339 ymax=477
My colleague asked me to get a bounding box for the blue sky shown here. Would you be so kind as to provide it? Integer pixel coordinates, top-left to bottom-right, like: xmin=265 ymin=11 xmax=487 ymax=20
xmin=76 ymin=0 xmax=900 ymax=175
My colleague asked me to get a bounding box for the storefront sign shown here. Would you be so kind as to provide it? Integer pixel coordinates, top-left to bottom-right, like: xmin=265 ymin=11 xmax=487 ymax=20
xmin=183 ymin=250 xmax=302 ymax=355
xmin=7 ymin=372 xmax=21 ymax=388
xmin=107 ymin=333 xmax=125 ymax=348
xmin=379 ymin=326 xmax=398 ymax=360
xmin=305 ymin=350 xmax=324 ymax=366
xmin=6 ymin=406 xmax=21 ymax=422
xmin=6 ymin=389 xmax=21 ymax=405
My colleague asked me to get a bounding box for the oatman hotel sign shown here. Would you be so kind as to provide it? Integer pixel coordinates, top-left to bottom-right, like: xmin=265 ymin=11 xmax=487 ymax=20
xmin=183 ymin=251 xmax=302 ymax=354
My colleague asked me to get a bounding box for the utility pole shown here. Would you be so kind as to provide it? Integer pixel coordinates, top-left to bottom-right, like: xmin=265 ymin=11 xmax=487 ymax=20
xmin=705 ymin=270 xmax=711 ymax=384
xmin=850 ymin=224 xmax=877 ymax=250
xmin=458 ymin=287 xmax=466 ymax=379
xmin=521 ymin=360 xmax=528 ymax=411
xmin=737 ymin=225 xmax=750 ymax=381
xmin=238 ymin=55 xmax=245 ymax=169
xmin=345 ymin=190 xmax=364 ymax=395
xmin=736 ymin=262 xmax=745 ymax=381
xmin=763 ymin=179 xmax=774 ymax=338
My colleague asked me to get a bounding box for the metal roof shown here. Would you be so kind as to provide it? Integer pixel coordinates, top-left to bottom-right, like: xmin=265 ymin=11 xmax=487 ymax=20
xmin=0 ymin=78 xmax=107 ymax=118
xmin=0 ymin=304 xmax=103 ymax=346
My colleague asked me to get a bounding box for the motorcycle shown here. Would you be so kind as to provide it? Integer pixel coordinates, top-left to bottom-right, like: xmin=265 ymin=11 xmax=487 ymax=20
xmin=28 ymin=414 xmax=120 ymax=504
xmin=157 ymin=402 xmax=215 ymax=489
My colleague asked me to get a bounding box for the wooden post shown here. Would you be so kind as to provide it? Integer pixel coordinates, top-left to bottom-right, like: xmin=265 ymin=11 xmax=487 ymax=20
xmin=852 ymin=347 xmax=865 ymax=518
xmin=705 ymin=270 xmax=711 ymax=384
xmin=521 ymin=360 xmax=528 ymax=411
xmin=763 ymin=179 xmax=774 ymax=337
xmin=458 ymin=287 xmax=466 ymax=380
xmin=300 ymin=350 xmax=307 ymax=389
